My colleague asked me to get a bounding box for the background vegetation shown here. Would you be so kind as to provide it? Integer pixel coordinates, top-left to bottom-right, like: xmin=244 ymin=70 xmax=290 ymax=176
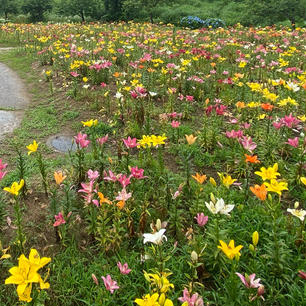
xmin=0 ymin=0 xmax=305 ymax=26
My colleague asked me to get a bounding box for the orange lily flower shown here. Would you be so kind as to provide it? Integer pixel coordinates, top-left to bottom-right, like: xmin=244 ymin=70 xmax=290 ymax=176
xmin=98 ymin=192 xmax=112 ymax=205
xmin=54 ymin=171 xmax=66 ymax=185
xmin=185 ymin=134 xmax=197 ymax=145
xmin=116 ymin=200 xmax=125 ymax=210
xmin=192 ymin=173 xmax=207 ymax=184
xmin=245 ymin=154 xmax=260 ymax=164
xmin=250 ymin=184 xmax=267 ymax=201
xmin=261 ymin=103 xmax=274 ymax=111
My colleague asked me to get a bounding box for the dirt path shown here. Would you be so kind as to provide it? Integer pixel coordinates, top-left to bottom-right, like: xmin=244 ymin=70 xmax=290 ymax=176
xmin=0 ymin=48 xmax=29 ymax=141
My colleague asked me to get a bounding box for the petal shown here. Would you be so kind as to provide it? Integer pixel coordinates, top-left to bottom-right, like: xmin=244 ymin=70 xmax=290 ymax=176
xmin=5 ymin=274 xmax=24 ymax=285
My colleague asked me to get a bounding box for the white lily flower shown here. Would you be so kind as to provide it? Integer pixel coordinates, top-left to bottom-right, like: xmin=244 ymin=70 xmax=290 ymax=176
xmin=143 ymin=229 xmax=167 ymax=245
xmin=205 ymin=198 xmax=234 ymax=216
xmin=287 ymin=208 xmax=306 ymax=221
xmin=115 ymin=92 xmax=123 ymax=99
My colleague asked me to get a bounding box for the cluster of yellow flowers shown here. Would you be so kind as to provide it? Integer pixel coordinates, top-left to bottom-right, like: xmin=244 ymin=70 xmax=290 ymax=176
xmin=135 ymin=271 xmax=174 ymax=306
xmin=255 ymin=163 xmax=288 ymax=196
xmin=138 ymin=134 xmax=167 ymax=148
xmin=5 ymin=249 xmax=51 ymax=302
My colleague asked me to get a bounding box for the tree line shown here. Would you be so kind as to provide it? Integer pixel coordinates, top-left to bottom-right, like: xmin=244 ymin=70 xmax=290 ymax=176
xmin=0 ymin=0 xmax=305 ymax=26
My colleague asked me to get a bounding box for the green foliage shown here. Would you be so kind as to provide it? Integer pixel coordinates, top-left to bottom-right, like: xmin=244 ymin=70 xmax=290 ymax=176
xmin=0 ymin=0 xmax=18 ymax=19
xmin=21 ymin=0 xmax=52 ymax=22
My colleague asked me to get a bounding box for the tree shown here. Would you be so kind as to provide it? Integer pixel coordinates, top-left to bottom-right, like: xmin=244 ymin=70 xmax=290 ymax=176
xmin=104 ymin=0 xmax=123 ymax=20
xmin=54 ymin=0 xmax=104 ymax=22
xmin=22 ymin=0 xmax=52 ymax=22
xmin=122 ymin=0 xmax=169 ymax=23
xmin=0 ymin=0 xmax=18 ymax=19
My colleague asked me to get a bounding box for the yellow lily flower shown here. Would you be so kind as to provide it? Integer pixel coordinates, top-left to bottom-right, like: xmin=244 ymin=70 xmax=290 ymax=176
xmin=81 ymin=119 xmax=98 ymax=127
xmin=300 ymin=177 xmax=306 ymax=186
xmin=218 ymin=173 xmax=236 ymax=188
xmin=255 ymin=163 xmax=280 ymax=181
xmin=26 ymin=140 xmax=39 ymax=155
xmin=3 ymin=179 xmax=24 ymax=196
xmin=135 ymin=293 xmax=160 ymax=306
xmin=263 ymin=179 xmax=288 ymax=195
xmin=218 ymin=240 xmax=243 ymax=260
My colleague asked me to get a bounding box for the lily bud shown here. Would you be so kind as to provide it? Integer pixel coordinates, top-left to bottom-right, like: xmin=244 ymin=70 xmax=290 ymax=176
xmin=92 ymin=273 xmax=99 ymax=285
xmin=191 ymin=251 xmax=198 ymax=263
xmin=156 ymin=219 xmax=162 ymax=231
xmin=210 ymin=178 xmax=217 ymax=187
xmin=210 ymin=192 xmax=216 ymax=203
xmin=252 ymin=231 xmax=259 ymax=246
xmin=249 ymin=244 xmax=255 ymax=252
xmin=257 ymin=285 xmax=265 ymax=297
xmin=294 ymin=201 xmax=299 ymax=209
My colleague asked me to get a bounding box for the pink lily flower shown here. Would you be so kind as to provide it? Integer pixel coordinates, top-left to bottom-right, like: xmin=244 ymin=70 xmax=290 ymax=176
xmin=117 ymin=262 xmax=132 ymax=275
xmin=194 ymin=213 xmax=208 ymax=227
xmin=74 ymin=132 xmax=90 ymax=148
xmin=117 ymin=174 xmax=132 ymax=188
xmin=240 ymin=136 xmax=257 ymax=152
xmin=97 ymin=134 xmax=109 ymax=146
xmin=116 ymin=188 xmax=132 ymax=201
xmin=0 ymin=171 xmax=7 ymax=181
xmin=103 ymin=170 xmax=117 ymax=182
xmin=130 ymin=166 xmax=147 ymax=179
xmin=299 ymin=271 xmax=306 ymax=280
xmin=286 ymin=137 xmax=299 ymax=148
xmin=78 ymin=180 xmax=97 ymax=204
xmin=236 ymin=272 xmax=262 ymax=288
xmin=0 ymin=159 xmax=8 ymax=170
xmin=101 ymin=275 xmax=119 ymax=294
xmin=171 ymin=120 xmax=180 ymax=128
xmin=53 ymin=212 xmax=66 ymax=227
xmin=280 ymin=113 xmax=300 ymax=128
xmin=178 ymin=288 xmax=204 ymax=306
xmin=87 ymin=169 xmax=99 ymax=180
xmin=123 ymin=137 xmax=139 ymax=149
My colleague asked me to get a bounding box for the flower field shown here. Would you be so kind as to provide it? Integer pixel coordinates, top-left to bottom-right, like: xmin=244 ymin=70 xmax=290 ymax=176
xmin=1 ymin=22 xmax=306 ymax=305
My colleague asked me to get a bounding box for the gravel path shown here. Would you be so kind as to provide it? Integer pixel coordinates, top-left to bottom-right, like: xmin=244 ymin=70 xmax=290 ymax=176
xmin=0 ymin=48 xmax=29 ymax=140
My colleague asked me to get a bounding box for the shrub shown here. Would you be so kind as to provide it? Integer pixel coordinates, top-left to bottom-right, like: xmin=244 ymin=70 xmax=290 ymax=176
xmin=180 ymin=16 xmax=205 ymax=29
xmin=180 ymin=16 xmax=225 ymax=29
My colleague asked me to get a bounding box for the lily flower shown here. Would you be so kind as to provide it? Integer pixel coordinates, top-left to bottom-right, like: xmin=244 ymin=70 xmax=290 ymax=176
xmin=236 ymin=272 xmax=262 ymax=288
xmin=117 ymin=262 xmax=132 ymax=275
xmin=143 ymin=229 xmax=167 ymax=245
xmin=205 ymin=198 xmax=234 ymax=216
xmin=218 ymin=240 xmax=243 ymax=260
xmin=101 ymin=275 xmax=119 ymax=294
